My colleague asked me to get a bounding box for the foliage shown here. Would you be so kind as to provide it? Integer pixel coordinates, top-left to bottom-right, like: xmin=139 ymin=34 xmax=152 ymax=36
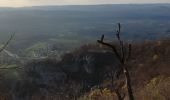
xmin=0 ymin=39 xmax=169 ymax=100
xmin=79 ymin=88 xmax=118 ymax=100
xmin=137 ymin=76 xmax=170 ymax=100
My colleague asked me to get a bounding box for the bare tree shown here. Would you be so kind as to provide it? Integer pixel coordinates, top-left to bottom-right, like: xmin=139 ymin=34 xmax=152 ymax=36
xmin=0 ymin=33 xmax=15 ymax=53
xmin=97 ymin=23 xmax=134 ymax=100
xmin=0 ymin=33 xmax=17 ymax=69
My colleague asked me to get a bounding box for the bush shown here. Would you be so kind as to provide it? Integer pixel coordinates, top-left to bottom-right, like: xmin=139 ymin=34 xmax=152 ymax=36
xmin=79 ymin=88 xmax=118 ymax=100
xmin=137 ymin=76 xmax=170 ymax=100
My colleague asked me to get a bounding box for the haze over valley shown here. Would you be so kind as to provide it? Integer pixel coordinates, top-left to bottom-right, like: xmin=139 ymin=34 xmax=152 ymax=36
xmin=0 ymin=3 xmax=170 ymax=100
xmin=0 ymin=4 xmax=169 ymax=56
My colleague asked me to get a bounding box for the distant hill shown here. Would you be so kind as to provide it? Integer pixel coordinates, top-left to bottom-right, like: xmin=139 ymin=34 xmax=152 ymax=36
xmin=18 ymin=4 xmax=170 ymax=11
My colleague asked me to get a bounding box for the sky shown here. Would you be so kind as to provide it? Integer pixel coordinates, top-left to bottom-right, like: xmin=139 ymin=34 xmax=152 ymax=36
xmin=0 ymin=0 xmax=170 ymax=7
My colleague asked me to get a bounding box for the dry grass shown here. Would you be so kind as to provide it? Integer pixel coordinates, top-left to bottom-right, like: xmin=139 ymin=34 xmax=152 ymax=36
xmin=136 ymin=76 xmax=170 ymax=100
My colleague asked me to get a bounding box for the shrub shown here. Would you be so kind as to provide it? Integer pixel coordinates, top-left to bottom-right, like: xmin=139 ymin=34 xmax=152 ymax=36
xmin=137 ymin=76 xmax=170 ymax=100
xmin=79 ymin=88 xmax=118 ymax=100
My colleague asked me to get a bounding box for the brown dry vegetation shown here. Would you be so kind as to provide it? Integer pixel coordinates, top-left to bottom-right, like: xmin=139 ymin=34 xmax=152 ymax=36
xmin=80 ymin=39 xmax=170 ymax=100
xmin=0 ymin=39 xmax=169 ymax=100
xmin=130 ymin=39 xmax=170 ymax=87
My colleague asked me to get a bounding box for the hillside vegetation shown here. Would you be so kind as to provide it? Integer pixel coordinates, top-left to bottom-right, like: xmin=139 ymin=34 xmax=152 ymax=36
xmin=0 ymin=38 xmax=169 ymax=100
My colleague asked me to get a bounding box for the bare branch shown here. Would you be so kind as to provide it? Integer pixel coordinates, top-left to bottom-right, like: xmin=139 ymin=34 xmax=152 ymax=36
xmin=0 ymin=33 xmax=15 ymax=53
xmin=97 ymin=23 xmax=134 ymax=100
xmin=97 ymin=39 xmax=121 ymax=62
xmin=115 ymin=23 xmax=125 ymax=64
xmin=101 ymin=34 xmax=104 ymax=42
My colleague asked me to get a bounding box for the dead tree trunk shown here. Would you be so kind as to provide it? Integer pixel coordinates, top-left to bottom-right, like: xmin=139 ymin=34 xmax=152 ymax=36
xmin=97 ymin=23 xmax=134 ymax=100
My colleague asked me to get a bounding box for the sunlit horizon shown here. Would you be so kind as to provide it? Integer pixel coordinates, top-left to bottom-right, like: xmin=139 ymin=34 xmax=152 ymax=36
xmin=0 ymin=0 xmax=170 ymax=7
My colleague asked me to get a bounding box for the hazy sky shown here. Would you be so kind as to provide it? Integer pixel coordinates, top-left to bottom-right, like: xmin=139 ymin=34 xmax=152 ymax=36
xmin=0 ymin=0 xmax=170 ymax=7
